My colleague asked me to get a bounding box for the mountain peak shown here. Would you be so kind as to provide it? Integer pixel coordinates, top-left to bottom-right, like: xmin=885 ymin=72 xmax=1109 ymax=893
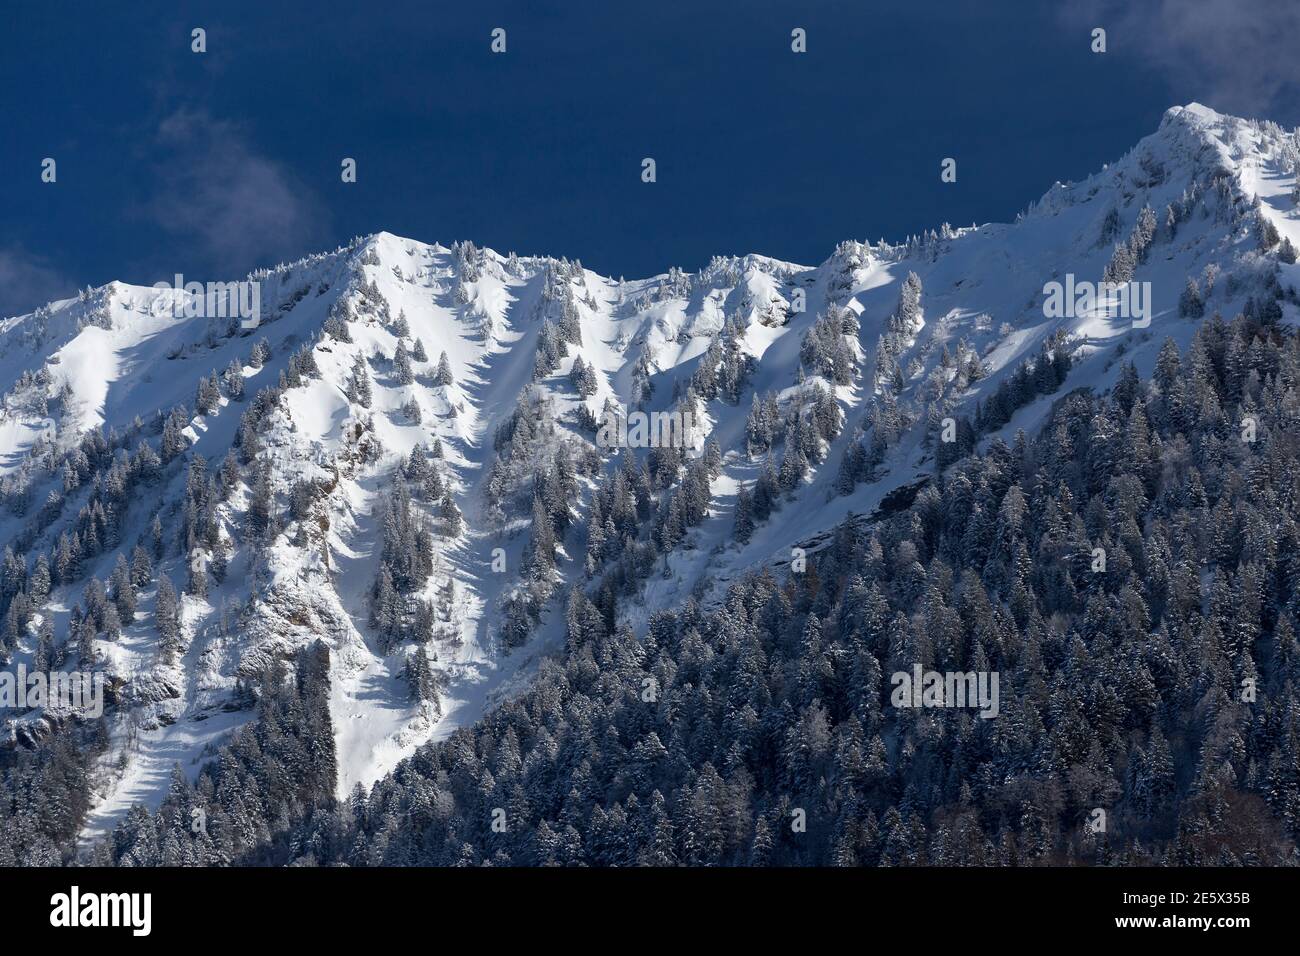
xmin=1163 ymin=101 xmax=1226 ymax=126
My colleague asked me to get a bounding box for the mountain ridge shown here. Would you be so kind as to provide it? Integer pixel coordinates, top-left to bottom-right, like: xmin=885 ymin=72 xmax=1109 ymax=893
xmin=2 ymin=102 xmax=1299 ymax=845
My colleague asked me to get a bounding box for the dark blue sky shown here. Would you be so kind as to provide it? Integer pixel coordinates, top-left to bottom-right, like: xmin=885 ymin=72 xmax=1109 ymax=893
xmin=2 ymin=0 xmax=1297 ymax=317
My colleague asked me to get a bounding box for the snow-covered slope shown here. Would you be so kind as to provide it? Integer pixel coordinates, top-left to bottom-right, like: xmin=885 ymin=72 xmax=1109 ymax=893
xmin=3 ymin=103 xmax=1298 ymax=841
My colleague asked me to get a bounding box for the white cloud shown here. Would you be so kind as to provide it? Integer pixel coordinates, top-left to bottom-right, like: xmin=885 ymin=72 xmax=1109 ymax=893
xmin=143 ymin=109 xmax=327 ymax=276
xmin=1068 ymin=1 xmax=1300 ymax=117
xmin=0 ymin=245 xmax=73 ymax=319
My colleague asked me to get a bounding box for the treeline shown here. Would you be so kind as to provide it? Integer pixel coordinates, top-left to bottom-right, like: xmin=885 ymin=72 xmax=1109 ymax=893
xmin=933 ymin=334 xmax=1073 ymax=471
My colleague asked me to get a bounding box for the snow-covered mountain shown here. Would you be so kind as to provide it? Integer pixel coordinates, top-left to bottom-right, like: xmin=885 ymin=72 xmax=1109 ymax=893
xmin=3 ymin=102 xmax=1299 ymax=843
